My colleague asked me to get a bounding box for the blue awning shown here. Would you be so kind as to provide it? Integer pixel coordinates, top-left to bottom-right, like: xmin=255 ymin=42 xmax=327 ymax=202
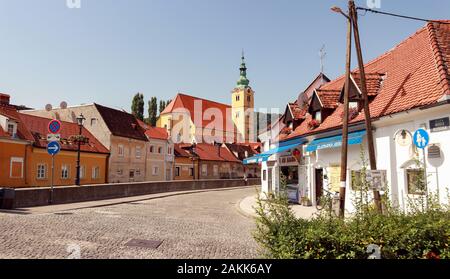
xmin=306 ymin=130 xmax=366 ymax=153
xmin=243 ymin=137 xmax=307 ymax=165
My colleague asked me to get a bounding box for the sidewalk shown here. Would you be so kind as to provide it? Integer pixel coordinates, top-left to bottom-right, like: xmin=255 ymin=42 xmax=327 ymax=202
xmin=238 ymin=195 xmax=318 ymax=220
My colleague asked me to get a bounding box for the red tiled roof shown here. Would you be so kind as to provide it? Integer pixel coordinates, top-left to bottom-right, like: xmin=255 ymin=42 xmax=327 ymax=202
xmin=176 ymin=143 xmax=241 ymax=162
xmin=351 ymin=73 xmax=384 ymax=96
xmin=94 ymin=103 xmax=148 ymax=142
xmin=0 ymin=104 xmax=34 ymax=141
xmin=287 ymin=21 xmax=450 ymax=140
xmin=19 ymin=113 xmax=109 ymax=154
xmin=316 ymin=89 xmax=341 ymax=109
xmin=288 ymin=102 xmax=308 ymax=120
xmin=137 ymin=119 xmax=169 ymax=140
xmin=160 ymin=93 xmax=237 ymax=135
xmin=174 ymin=144 xmax=192 ymax=158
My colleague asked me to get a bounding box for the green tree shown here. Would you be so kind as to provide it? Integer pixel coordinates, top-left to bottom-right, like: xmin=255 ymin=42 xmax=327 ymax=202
xmin=131 ymin=93 xmax=145 ymax=121
xmin=159 ymin=100 xmax=166 ymax=115
xmin=148 ymin=97 xmax=158 ymax=126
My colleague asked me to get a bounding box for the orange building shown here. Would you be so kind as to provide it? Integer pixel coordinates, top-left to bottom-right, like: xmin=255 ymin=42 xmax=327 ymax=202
xmin=0 ymin=95 xmax=109 ymax=188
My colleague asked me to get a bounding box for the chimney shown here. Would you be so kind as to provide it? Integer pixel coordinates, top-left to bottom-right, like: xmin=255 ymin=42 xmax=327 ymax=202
xmin=0 ymin=93 xmax=10 ymax=105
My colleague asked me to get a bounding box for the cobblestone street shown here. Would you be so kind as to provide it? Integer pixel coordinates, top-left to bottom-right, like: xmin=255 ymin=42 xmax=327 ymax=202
xmin=0 ymin=187 xmax=260 ymax=259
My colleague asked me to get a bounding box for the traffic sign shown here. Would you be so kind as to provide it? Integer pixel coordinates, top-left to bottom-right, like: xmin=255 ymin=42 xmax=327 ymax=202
xmin=48 ymin=119 xmax=62 ymax=134
xmin=47 ymin=141 xmax=61 ymax=156
xmin=47 ymin=134 xmax=61 ymax=142
xmin=413 ymin=129 xmax=430 ymax=149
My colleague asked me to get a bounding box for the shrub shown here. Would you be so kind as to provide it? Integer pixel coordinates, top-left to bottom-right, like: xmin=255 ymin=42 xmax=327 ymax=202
xmin=254 ymin=153 xmax=450 ymax=259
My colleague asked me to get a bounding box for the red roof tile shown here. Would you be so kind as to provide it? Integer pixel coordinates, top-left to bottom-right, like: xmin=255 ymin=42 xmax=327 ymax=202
xmin=288 ymin=102 xmax=308 ymax=120
xmin=316 ymin=89 xmax=341 ymax=109
xmin=175 ymin=143 xmax=241 ymax=162
xmin=286 ymin=22 xmax=450 ymax=140
xmin=137 ymin=119 xmax=169 ymax=140
xmin=19 ymin=113 xmax=109 ymax=154
xmin=0 ymin=104 xmax=34 ymax=141
xmin=351 ymin=73 xmax=384 ymax=97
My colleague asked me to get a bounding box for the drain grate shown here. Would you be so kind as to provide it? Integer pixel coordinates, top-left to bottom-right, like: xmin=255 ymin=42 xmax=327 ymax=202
xmin=125 ymin=239 xmax=163 ymax=249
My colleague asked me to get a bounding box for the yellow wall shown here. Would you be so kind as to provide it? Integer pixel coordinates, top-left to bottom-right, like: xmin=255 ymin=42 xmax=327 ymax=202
xmin=27 ymin=148 xmax=108 ymax=187
xmin=174 ymin=157 xmax=197 ymax=181
xmin=0 ymin=140 xmax=30 ymax=187
xmin=231 ymin=87 xmax=254 ymax=142
xmin=0 ymin=139 xmax=108 ymax=188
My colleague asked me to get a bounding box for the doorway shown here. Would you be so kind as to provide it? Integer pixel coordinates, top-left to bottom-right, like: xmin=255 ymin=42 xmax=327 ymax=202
xmin=315 ymin=168 xmax=324 ymax=203
xmin=268 ymin=168 xmax=273 ymax=193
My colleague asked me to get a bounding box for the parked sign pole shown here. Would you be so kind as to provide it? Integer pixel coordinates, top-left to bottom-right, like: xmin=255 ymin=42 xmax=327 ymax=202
xmin=50 ymin=155 xmax=54 ymax=204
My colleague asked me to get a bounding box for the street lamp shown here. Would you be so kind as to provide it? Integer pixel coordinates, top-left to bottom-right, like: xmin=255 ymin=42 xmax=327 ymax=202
xmin=75 ymin=113 xmax=86 ymax=186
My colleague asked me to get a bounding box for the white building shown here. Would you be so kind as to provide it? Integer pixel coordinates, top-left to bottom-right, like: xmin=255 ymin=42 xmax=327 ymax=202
xmin=248 ymin=21 xmax=450 ymax=213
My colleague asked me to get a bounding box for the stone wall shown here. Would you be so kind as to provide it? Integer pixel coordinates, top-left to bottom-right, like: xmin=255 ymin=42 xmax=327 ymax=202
xmin=11 ymin=178 xmax=260 ymax=208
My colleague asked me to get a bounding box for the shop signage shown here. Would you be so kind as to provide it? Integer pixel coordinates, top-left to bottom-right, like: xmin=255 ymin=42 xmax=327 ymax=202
xmin=430 ymin=117 xmax=450 ymax=133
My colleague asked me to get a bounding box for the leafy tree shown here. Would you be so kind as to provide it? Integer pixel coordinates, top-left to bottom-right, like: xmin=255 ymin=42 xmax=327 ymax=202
xmin=159 ymin=100 xmax=166 ymax=114
xmin=148 ymin=97 xmax=158 ymax=126
xmin=131 ymin=93 xmax=145 ymax=121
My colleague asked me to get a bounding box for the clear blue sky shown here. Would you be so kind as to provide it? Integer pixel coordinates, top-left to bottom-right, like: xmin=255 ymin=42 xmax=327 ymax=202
xmin=1 ymin=0 xmax=449 ymax=113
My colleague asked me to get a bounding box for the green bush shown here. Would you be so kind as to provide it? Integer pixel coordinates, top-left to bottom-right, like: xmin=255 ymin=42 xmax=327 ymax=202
xmin=254 ymin=155 xmax=450 ymax=259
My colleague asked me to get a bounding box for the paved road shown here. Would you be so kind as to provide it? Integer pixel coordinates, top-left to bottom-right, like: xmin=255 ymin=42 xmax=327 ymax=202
xmin=0 ymin=187 xmax=260 ymax=259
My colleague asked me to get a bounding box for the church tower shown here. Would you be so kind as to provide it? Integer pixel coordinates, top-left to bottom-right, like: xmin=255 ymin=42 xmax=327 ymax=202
xmin=232 ymin=52 xmax=255 ymax=143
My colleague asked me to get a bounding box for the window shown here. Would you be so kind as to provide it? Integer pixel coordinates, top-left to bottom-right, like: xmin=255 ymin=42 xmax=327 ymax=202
xmin=118 ymin=145 xmax=124 ymax=157
xmin=168 ymin=146 xmax=173 ymax=155
xmin=407 ymin=169 xmax=426 ymax=195
xmin=9 ymin=157 xmax=24 ymax=178
xmin=263 ymin=170 xmax=267 ymax=181
xmin=158 ymin=147 xmax=162 ymax=154
xmin=7 ymin=124 xmax=14 ymax=135
xmin=236 ymin=95 xmax=240 ymax=102
xmin=150 ymin=145 xmax=154 ymax=153
xmin=175 ymin=167 xmax=181 ymax=177
xmin=129 ymin=170 xmax=135 ymax=179
xmin=189 ymin=167 xmax=194 ymax=177
xmin=202 ymin=164 xmax=208 ymax=176
xmin=61 ymin=165 xmax=70 ymax=180
xmin=92 ymin=167 xmax=100 ymax=179
xmin=349 ymin=102 xmax=358 ymax=109
xmin=90 ymin=118 xmax=98 ymax=126
xmin=152 ymin=166 xmax=159 ymax=176
xmin=213 ymin=165 xmax=219 ymax=177
xmin=135 ymin=169 xmax=141 ymax=176
xmin=80 ymin=166 xmax=86 ymax=179
xmin=235 ymin=112 xmax=240 ymax=118
xmin=136 ymin=146 xmax=142 ymax=158
xmin=117 ymin=169 xmax=123 ymax=176
xmin=314 ymin=111 xmax=322 ymax=123
xmin=37 ymin=164 xmax=47 ymax=180
xmin=247 ymin=95 xmax=251 ymax=102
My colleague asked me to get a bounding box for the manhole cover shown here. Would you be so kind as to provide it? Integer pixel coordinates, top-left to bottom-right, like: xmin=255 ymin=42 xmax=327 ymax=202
xmin=125 ymin=239 xmax=163 ymax=249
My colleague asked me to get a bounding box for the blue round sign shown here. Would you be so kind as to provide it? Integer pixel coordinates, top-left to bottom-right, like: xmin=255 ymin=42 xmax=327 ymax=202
xmin=413 ymin=129 xmax=430 ymax=149
xmin=47 ymin=141 xmax=61 ymax=156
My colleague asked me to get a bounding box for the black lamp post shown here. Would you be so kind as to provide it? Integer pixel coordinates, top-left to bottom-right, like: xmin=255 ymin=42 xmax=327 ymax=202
xmin=75 ymin=113 xmax=86 ymax=186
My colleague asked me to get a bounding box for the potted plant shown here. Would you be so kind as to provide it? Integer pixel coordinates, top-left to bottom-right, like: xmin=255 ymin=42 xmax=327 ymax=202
xmin=307 ymin=119 xmax=320 ymax=130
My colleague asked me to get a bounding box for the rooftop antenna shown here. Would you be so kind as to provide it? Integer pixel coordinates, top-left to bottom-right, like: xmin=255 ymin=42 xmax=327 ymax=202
xmin=319 ymin=45 xmax=327 ymax=74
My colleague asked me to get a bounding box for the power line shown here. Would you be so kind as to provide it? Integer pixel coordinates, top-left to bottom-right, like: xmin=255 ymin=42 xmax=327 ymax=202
xmin=356 ymin=7 xmax=450 ymax=25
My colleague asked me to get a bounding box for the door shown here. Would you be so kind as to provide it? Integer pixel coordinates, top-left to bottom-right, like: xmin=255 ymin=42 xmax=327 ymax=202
xmin=315 ymin=168 xmax=324 ymax=203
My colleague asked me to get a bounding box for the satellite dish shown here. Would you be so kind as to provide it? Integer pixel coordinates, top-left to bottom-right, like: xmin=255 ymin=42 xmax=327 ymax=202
xmin=395 ymin=129 xmax=412 ymax=147
xmin=60 ymin=101 xmax=68 ymax=109
xmin=45 ymin=104 xmax=53 ymax=112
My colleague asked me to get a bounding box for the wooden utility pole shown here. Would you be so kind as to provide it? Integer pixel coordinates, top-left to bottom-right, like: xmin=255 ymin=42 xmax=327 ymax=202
xmin=339 ymin=3 xmax=353 ymax=218
xmin=349 ymin=0 xmax=382 ymax=213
